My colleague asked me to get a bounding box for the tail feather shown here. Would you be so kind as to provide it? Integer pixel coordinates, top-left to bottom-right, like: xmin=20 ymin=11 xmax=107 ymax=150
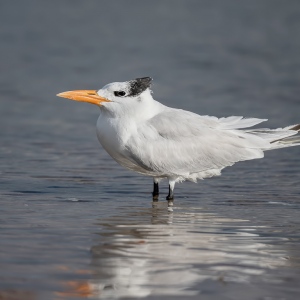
xmin=246 ymin=123 xmax=300 ymax=150
xmin=220 ymin=116 xmax=267 ymax=129
xmin=286 ymin=124 xmax=300 ymax=131
xmin=274 ymin=136 xmax=300 ymax=144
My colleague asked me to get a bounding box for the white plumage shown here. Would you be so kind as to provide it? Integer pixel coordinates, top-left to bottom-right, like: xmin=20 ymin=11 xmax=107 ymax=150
xmin=57 ymin=77 xmax=300 ymax=204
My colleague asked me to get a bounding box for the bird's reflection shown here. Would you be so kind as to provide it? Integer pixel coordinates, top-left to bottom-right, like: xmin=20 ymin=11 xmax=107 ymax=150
xmin=59 ymin=202 xmax=288 ymax=298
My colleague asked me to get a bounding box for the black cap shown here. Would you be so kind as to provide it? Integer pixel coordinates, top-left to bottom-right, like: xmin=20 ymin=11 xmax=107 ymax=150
xmin=128 ymin=77 xmax=152 ymax=97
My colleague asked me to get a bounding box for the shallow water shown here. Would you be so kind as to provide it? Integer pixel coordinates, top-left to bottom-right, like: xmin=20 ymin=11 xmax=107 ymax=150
xmin=1 ymin=1 xmax=300 ymax=299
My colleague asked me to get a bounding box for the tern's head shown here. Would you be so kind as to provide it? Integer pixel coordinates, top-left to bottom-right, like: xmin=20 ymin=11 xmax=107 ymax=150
xmin=57 ymin=77 xmax=153 ymax=111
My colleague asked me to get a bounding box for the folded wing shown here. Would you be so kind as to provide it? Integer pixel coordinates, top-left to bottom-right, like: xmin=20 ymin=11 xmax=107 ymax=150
xmin=125 ymin=109 xmax=271 ymax=179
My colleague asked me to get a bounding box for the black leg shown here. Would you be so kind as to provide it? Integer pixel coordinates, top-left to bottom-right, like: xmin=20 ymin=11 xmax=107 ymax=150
xmin=152 ymin=182 xmax=159 ymax=201
xmin=166 ymin=181 xmax=175 ymax=210
xmin=166 ymin=184 xmax=174 ymax=201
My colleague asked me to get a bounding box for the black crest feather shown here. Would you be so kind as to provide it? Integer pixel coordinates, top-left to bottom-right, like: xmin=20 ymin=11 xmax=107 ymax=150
xmin=128 ymin=77 xmax=152 ymax=97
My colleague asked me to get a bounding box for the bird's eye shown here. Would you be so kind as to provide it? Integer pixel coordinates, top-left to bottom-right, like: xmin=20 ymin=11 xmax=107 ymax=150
xmin=114 ymin=91 xmax=126 ymax=97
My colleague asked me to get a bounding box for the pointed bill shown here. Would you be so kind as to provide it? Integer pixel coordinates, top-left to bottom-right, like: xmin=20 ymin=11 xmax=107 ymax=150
xmin=57 ymin=90 xmax=111 ymax=106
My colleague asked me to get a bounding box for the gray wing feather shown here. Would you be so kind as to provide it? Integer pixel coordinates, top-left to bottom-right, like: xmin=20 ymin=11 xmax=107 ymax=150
xmin=125 ymin=109 xmax=268 ymax=178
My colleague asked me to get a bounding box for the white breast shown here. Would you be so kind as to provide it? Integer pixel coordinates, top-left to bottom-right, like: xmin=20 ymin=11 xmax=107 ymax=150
xmin=96 ymin=113 xmax=152 ymax=175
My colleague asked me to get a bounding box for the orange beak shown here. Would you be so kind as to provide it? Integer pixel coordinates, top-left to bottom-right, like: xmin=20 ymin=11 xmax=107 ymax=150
xmin=56 ymin=90 xmax=111 ymax=106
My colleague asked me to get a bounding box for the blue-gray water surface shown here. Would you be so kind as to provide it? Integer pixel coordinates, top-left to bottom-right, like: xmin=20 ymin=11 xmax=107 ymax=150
xmin=1 ymin=1 xmax=300 ymax=299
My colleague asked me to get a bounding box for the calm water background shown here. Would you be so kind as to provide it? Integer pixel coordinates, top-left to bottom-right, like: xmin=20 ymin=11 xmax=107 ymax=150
xmin=1 ymin=1 xmax=300 ymax=299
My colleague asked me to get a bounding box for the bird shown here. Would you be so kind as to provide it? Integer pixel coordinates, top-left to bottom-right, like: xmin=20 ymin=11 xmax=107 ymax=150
xmin=57 ymin=77 xmax=300 ymax=207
